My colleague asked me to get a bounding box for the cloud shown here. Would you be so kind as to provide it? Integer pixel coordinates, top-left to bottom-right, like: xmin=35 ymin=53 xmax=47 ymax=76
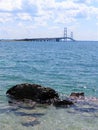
xmin=0 ymin=0 xmax=98 ymax=24
xmin=0 ymin=0 xmax=22 ymax=11
xmin=16 ymin=13 xmax=32 ymax=21
xmin=26 ymin=0 xmax=98 ymax=25
xmin=73 ymin=0 xmax=98 ymax=4
xmin=0 ymin=0 xmax=98 ymax=39
xmin=0 ymin=12 xmax=13 ymax=23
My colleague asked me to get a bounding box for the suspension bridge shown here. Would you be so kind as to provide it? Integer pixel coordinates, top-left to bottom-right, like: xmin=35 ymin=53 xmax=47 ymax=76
xmin=14 ymin=27 xmax=75 ymax=42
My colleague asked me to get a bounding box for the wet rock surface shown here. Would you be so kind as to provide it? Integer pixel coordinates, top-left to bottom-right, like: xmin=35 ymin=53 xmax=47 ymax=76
xmin=53 ymin=99 xmax=74 ymax=107
xmin=70 ymin=92 xmax=85 ymax=100
xmin=6 ymin=83 xmax=59 ymax=104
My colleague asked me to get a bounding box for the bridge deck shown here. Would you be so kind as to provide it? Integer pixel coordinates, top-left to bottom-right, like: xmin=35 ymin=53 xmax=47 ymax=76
xmin=22 ymin=37 xmax=75 ymax=42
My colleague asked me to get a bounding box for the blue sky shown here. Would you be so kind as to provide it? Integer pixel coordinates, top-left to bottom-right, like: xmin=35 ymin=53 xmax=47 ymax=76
xmin=0 ymin=0 xmax=98 ymax=40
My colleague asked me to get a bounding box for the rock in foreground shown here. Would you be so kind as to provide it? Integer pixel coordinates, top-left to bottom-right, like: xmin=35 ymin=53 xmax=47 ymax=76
xmin=6 ymin=83 xmax=74 ymax=107
xmin=6 ymin=83 xmax=59 ymax=104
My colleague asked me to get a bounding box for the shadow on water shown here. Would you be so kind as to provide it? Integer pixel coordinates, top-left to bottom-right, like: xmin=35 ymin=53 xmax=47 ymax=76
xmin=0 ymin=107 xmax=19 ymax=114
xmin=14 ymin=110 xmax=42 ymax=127
xmin=21 ymin=120 xmax=40 ymax=127
xmin=14 ymin=111 xmax=45 ymax=117
xmin=67 ymin=99 xmax=98 ymax=118
xmin=0 ymin=99 xmax=46 ymax=127
xmin=74 ymin=107 xmax=98 ymax=113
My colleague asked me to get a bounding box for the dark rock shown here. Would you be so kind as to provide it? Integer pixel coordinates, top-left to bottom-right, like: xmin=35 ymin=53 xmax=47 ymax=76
xmin=70 ymin=92 xmax=84 ymax=100
xmin=6 ymin=83 xmax=75 ymax=108
xmin=53 ymin=99 xmax=73 ymax=107
xmin=6 ymin=83 xmax=59 ymax=104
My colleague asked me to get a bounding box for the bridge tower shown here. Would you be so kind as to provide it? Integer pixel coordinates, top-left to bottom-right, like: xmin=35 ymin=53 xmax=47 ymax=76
xmin=70 ymin=32 xmax=73 ymax=39
xmin=64 ymin=27 xmax=67 ymax=41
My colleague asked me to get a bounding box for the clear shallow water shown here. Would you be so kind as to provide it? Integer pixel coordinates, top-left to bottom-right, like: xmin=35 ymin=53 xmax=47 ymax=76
xmin=0 ymin=41 xmax=98 ymax=130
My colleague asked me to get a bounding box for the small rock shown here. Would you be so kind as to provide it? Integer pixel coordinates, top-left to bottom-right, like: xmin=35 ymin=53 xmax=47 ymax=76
xmin=53 ymin=99 xmax=74 ymax=107
xmin=70 ymin=92 xmax=85 ymax=100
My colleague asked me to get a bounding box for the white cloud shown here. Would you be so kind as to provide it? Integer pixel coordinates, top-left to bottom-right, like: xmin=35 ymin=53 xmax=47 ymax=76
xmin=27 ymin=0 xmax=98 ymax=25
xmin=0 ymin=0 xmax=22 ymax=11
xmin=0 ymin=0 xmax=98 ymax=40
xmin=0 ymin=0 xmax=98 ymax=24
xmin=0 ymin=12 xmax=13 ymax=23
xmin=17 ymin=13 xmax=32 ymax=21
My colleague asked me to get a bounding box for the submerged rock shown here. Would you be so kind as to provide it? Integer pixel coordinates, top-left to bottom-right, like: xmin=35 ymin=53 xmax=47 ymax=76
xmin=53 ymin=99 xmax=74 ymax=107
xmin=6 ymin=83 xmax=59 ymax=104
xmin=70 ymin=92 xmax=85 ymax=100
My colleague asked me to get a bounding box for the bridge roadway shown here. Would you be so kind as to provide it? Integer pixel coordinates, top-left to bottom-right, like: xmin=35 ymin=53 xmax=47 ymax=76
xmin=23 ymin=37 xmax=75 ymax=42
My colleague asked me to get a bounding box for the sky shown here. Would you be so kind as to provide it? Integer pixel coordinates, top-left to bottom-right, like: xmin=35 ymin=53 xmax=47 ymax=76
xmin=0 ymin=0 xmax=98 ymax=41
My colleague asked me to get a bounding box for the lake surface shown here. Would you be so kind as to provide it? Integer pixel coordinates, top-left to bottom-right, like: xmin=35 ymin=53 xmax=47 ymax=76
xmin=0 ymin=41 xmax=98 ymax=130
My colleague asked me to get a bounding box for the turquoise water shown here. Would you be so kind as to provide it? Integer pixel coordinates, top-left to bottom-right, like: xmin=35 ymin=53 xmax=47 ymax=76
xmin=0 ymin=41 xmax=98 ymax=130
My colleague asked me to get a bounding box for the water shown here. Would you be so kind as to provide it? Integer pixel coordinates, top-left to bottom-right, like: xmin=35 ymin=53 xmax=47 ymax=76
xmin=0 ymin=41 xmax=98 ymax=130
